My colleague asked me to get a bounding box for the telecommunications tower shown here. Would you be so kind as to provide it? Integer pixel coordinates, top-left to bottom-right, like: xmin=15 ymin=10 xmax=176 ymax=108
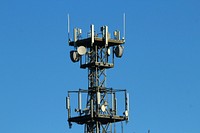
xmin=66 ymin=14 xmax=129 ymax=133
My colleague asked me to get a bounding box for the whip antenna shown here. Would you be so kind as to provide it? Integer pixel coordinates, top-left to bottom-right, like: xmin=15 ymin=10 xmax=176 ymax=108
xmin=123 ymin=13 xmax=126 ymax=41
xmin=68 ymin=14 xmax=70 ymax=43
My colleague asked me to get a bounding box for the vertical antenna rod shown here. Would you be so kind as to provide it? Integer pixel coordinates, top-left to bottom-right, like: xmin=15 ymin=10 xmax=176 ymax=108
xmin=123 ymin=13 xmax=126 ymax=41
xmin=67 ymin=14 xmax=70 ymax=42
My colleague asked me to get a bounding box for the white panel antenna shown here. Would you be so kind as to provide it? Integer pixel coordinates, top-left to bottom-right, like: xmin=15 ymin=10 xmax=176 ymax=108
xmin=91 ymin=24 xmax=94 ymax=44
xmin=78 ymin=91 xmax=82 ymax=111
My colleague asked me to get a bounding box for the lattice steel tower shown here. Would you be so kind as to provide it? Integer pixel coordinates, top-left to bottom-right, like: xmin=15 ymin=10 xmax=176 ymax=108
xmin=66 ymin=16 xmax=129 ymax=133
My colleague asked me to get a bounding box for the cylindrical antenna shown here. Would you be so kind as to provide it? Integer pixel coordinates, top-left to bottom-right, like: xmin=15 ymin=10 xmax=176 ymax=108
xmin=67 ymin=14 xmax=70 ymax=43
xmin=66 ymin=95 xmax=71 ymax=118
xmin=112 ymin=92 xmax=116 ymax=114
xmin=125 ymin=91 xmax=129 ymax=111
xmin=115 ymin=97 xmax=117 ymax=114
xmin=91 ymin=99 xmax=94 ymax=118
xmin=91 ymin=24 xmax=94 ymax=45
xmin=125 ymin=91 xmax=129 ymax=121
xmin=112 ymin=93 xmax=114 ymax=110
xmin=127 ymin=92 xmax=129 ymax=112
xmin=97 ymin=92 xmax=100 ymax=105
xmin=105 ymin=26 xmax=108 ymax=46
xmin=66 ymin=96 xmax=70 ymax=110
xmin=78 ymin=91 xmax=82 ymax=111
xmin=74 ymin=28 xmax=77 ymax=43
xmin=123 ymin=13 xmax=126 ymax=41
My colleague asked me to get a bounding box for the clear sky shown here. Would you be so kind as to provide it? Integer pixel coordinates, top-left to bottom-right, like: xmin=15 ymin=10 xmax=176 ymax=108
xmin=0 ymin=0 xmax=200 ymax=133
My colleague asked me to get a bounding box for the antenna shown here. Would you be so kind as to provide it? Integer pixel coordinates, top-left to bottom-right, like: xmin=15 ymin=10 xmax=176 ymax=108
xmin=127 ymin=92 xmax=129 ymax=112
xmin=67 ymin=14 xmax=70 ymax=43
xmin=123 ymin=13 xmax=126 ymax=41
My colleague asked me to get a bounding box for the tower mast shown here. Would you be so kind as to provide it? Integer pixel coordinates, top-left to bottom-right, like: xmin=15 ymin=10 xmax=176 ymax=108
xmin=66 ymin=23 xmax=129 ymax=133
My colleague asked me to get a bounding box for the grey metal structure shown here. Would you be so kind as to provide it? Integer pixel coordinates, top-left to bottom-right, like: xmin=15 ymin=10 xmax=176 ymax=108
xmin=66 ymin=23 xmax=129 ymax=133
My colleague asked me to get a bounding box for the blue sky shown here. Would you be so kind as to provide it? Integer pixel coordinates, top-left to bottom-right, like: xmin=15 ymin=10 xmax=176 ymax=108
xmin=0 ymin=0 xmax=200 ymax=133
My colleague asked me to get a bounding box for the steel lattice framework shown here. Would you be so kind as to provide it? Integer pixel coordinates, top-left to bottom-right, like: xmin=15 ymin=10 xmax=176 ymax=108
xmin=66 ymin=24 xmax=129 ymax=133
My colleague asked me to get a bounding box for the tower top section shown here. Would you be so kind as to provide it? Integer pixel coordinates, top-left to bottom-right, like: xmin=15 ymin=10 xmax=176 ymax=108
xmin=66 ymin=15 xmax=129 ymax=133
xmin=69 ymin=25 xmax=125 ymax=48
xmin=69 ymin=24 xmax=125 ymax=69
